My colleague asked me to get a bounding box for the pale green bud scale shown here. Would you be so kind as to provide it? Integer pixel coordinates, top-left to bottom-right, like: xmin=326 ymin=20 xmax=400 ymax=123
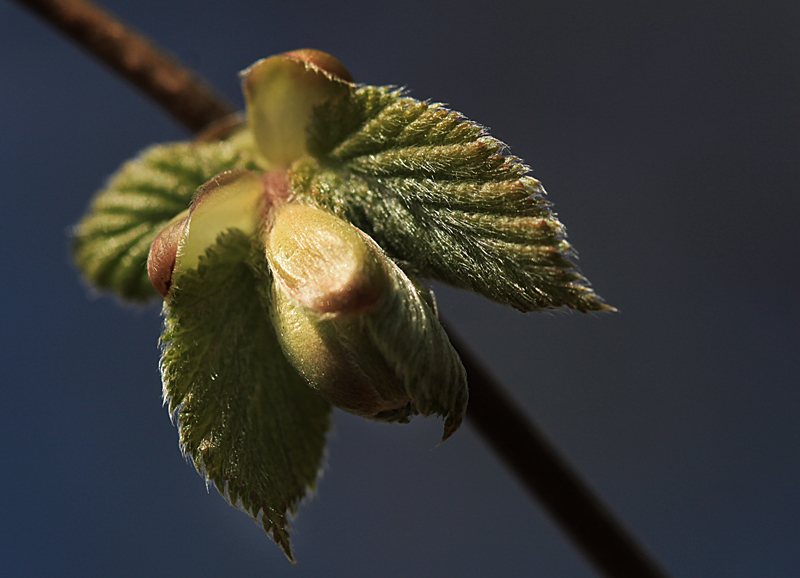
xmin=243 ymin=51 xmax=352 ymax=169
xmin=177 ymin=169 xmax=264 ymax=274
xmin=267 ymin=203 xmax=387 ymax=316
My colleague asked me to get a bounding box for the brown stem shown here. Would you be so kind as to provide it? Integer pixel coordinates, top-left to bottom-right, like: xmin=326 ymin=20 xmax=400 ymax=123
xmin=449 ymin=331 xmax=670 ymax=578
xmin=13 ymin=1 xmax=672 ymax=576
xmin=11 ymin=0 xmax=235 ymax=133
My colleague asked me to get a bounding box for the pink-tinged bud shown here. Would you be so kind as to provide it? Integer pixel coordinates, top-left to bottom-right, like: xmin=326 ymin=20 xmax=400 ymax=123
xmin=178 ymin=170 xmax=265 ymax=273
xmin=266 ymin=203 xmax=387 ymax=316
xmin=147 ymin=211 xmax=189 ymax=297
xmin=266 ymin=204 xmax=468 ymax=435
xmin=242 ymin=50 xmax=353 ymax=168
xmin=147 ymin=170 xmax=265 ymax=297
xmin=270 ymin=285 xmax=410 ymax=418
xmin=266 ymin=205 xmax=406 ymax=417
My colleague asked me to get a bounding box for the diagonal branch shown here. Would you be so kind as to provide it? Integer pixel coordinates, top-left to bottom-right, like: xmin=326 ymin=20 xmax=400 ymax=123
xmin=449 ymin=333 xmax=669 ymax=578
xmin=11 ymin=0 xmax=671 ymax=576
xmin=11 ymin=0 xmax=235 ymax=133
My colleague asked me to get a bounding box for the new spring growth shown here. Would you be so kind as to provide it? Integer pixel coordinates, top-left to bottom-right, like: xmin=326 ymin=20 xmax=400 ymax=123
xmin=146 ymin=51 xmax=467 ymax=436
xmin=72 ymin=48 xmax=610 ymax=559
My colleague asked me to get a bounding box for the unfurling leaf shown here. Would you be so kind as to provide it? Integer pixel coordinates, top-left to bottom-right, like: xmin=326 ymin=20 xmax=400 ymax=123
xmin=296 ymin=85 xmax=610 ymax=312
xmin=73 ymin=140 xmax=255 ymax=301
xmin=267 ymin=203 xmax=467 ymax=439
xmin=160 ymin=229 xmax=331 ymax=561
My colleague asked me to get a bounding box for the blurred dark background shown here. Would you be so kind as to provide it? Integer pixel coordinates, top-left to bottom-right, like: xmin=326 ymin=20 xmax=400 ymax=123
xmin=1 ymin=1 xmax=797 ymax=576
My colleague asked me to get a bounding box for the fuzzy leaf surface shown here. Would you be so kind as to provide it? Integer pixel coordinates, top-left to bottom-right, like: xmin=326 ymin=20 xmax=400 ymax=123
xmin=360 ymin=256 xmax=468 ymax=439
xmin=160 ymin=230 xmax=331 ymax=561
xmin=298 ymin=86 xmax=608 ymax=312
xmin=73 ymin=140 xmax=255 ymax=301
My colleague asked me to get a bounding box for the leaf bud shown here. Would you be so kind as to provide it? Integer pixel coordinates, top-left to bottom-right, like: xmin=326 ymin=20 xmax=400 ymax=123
xmin=242 ymin=50 xmax=352 ymax=168
xmin=266 ymin=204 xmax=467 ymax=438
xmin=266 ymin=203 xmax=387 ymax=316
xmin=147 ymin=170 xmax=264 ymax=296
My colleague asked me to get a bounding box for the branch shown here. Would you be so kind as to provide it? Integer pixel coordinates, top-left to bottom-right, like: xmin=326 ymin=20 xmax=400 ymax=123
xmin=449 ymin=333 xmax=669 ymax=578
xmin=11 ymin=0 xmax=235 ymax=133
xmin=13 ymin=1 xmax=671 ymax=576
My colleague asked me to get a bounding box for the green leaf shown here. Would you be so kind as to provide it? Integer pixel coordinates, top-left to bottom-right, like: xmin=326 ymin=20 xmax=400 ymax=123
xmin=72 ymin=139 xmax=255 ymax=301
xmin=298 ymin=86 xmax=610 ymax=312
xmin=160 ymin=229 xmax=331 ymax=561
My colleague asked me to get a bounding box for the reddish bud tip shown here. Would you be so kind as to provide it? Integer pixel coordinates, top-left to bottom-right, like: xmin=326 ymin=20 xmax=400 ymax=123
xmin=283 ymin=49 xmax=354 ymax=83
xmin=267 ymin=204 xmax=387 ymax=317
xmin=147 ymin=213 xmax=189 ymax=297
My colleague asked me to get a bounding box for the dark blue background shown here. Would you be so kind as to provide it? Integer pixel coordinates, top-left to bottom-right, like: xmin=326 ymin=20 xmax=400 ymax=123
xmin=1 ymin=1 xmax=797 ymax=576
